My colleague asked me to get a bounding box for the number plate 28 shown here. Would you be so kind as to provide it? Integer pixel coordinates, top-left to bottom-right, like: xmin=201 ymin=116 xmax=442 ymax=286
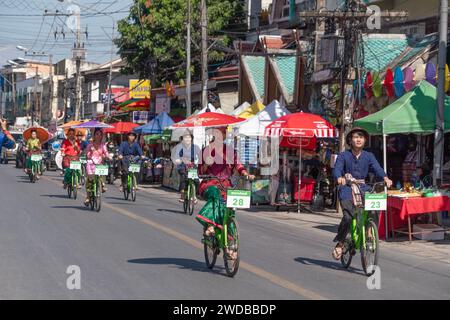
xmin=226 ymin=190 xmax=251 ymax=209
xmin=365 ymin=194 xmax=387 ymax=211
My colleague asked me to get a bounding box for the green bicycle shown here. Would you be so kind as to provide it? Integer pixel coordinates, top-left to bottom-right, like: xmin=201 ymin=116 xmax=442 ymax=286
xmin=79 ymin=155 xmax=87 ymax=186
xmin=28 ymin=153 xmax=42 ymax=183
xmin=200 ymin=176 xmax=250 ymax=278
xmin=67 ymin=160 xmax=82 ymax=199
xmin=86 ymin=164 xmax=108 ymax=212
xmin=123 ymin=156 xmax=141 ymax=202
xmin=183 ymin=168 xmax=198 ymax=215
xmin=340 ymin=181 xmax=385 ymax=276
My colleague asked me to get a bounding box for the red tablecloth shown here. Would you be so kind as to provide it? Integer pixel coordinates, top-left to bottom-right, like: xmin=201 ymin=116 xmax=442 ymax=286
xmin=378 ymin=196 xmax=450 ymax=240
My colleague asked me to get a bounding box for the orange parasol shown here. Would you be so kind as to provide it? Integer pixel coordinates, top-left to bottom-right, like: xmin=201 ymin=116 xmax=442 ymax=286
xmin=23 ymin=127 xmax=50 ymax=143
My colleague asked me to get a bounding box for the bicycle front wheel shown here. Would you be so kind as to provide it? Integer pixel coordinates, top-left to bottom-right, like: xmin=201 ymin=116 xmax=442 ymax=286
xmin=188 ymin=184 xmax=196 ymax=216
xmin=131 ymin=174 xmax=137 ymax=202
xmin=223 ymin=217 xmax=240 ymax=277
xmin=340 ymin=234 xmax=354 ymax=269
xmin=360 ymin=220 xmax=379 ymax=276
xmin=203 ymin=226 xmax=218 ymax=269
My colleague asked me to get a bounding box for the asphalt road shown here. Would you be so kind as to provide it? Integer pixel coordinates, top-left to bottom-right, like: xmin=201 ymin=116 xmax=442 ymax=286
xmin=0 ymin=164 xmax=448 ymax=299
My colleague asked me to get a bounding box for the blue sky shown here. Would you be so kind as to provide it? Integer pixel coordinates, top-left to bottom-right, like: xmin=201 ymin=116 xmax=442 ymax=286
xmin=0 ymin=0 xmax=133 ymax=67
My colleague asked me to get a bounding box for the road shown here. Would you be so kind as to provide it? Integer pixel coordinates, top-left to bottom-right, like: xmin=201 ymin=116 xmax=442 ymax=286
xmin=0 ymin=164 xmax=448 ymax=299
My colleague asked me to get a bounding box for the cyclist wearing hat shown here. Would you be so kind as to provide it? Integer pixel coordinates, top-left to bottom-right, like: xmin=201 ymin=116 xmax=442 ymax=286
xmin=118 ymin=131 xmax=144 ymax=191
xmin=331 ymin=127 xmax=392 ymax=260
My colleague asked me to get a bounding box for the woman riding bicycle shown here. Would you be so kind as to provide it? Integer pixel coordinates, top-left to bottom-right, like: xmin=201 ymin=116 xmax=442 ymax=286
xmin=195 ymin=128 xmax=254 ymax=258
xmin=24 ymin=129 xmax=42 ymax=179
xmin=84 ymin=128 xmax=112 ymax=206
xmin=61 ymin=128 xmax=81 ymax=189
xmin=332 ymin=127 xmax=393 ymax=260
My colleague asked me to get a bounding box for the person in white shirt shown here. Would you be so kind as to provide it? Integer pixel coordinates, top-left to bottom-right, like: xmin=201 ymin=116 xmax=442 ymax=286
xmin=171 ymin=131 xmax=201 ymax=202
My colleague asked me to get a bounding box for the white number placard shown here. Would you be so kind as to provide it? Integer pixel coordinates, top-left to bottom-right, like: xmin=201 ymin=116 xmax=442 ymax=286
xmin=188 ymin=169 xmax=198 ymax=179
xmin=365 ymin=194 xmax=387 ymax=211
xmin=129 ymin=164 xmax=141 ymax=173
xmin=70 ymin=161 xmax=82 ymax=170
xmin=95 ymin=165 xmax=109 ymax=176
xmin=226 ymin=190 xmax=251 ymax=209
xmin=30 ymin=154 xmax=42 ymax=161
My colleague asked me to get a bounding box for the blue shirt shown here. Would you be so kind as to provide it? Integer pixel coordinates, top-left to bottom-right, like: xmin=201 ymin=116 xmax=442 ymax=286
xmin=118 ymin=141 xmax=143 ymax=157
xmin=333 ymin=150 xmax=386 ymax=201
xmin=0 ymin=132 xmax=15 ymax=155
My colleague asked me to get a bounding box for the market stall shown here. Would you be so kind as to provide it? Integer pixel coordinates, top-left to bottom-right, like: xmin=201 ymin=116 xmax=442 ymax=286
xmin=354 ymin=80 xmax=450 ymax=240
xmin=231 ymin=100 xmax=291 ymax=205
xmin=265 ymin=112 xmax=338 ymax=213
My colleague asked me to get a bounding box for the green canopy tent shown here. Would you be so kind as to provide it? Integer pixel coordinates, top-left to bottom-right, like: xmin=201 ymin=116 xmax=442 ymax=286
xmin=354 ymin=80 xmax=450 ymax=170
xmin=354 ymin=81 xmax=450 ymax=135
xmin=354 ymin=80 xmax=450 ymax=240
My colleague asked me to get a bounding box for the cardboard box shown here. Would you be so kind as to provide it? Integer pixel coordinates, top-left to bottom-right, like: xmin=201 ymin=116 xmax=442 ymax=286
xmin=413 ymin=224 xmax=445 ymax=241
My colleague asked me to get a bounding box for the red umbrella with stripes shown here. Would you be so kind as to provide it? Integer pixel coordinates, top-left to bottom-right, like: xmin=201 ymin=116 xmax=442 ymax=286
xmin=265 ymin=112 xmax=338 ymax=213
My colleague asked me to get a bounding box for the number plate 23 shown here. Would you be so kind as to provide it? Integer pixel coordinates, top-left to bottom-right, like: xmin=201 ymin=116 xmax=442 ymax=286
xmin=365 ymin=194 xmax=387 ymax=211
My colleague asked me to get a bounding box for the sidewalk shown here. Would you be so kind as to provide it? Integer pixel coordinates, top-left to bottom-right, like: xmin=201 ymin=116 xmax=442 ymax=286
xmin=140 ymin=184 xmax=450 ymax=266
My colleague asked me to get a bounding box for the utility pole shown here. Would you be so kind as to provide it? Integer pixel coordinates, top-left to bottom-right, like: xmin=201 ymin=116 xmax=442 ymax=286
xmin=106 ymin=24 xmax=115 ymax=117
xmin=201 ymin=0 xmax=208 ymax=108
xmin=433 ymin=0 xmax=448 ymax=188
xmin=12 ymin=73 xmax=16 ymax=121
xmin=64 ymin=68 xmax=69 ymax=123
xmin=74 ymin=10 xmax=83 ymax=121
xmin=186 ymin=0 xmax=192 ymax=116
xmin=298 ymin=7 xmax=408 ymax=153
xmin=33 ymin=66 xmax=38 ymax=126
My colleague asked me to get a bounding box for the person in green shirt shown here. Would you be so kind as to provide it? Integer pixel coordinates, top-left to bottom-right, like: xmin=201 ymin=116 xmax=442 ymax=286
xmin=25 ymin=130 xmax=42 ymax=178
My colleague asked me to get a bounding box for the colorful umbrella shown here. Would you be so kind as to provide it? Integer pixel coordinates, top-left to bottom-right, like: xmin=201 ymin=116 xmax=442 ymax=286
xmin=23 ymin=126 xmax=50 ymax=143
xmin=134 ymin=112 xmax=175 ymax=134
xmin=104 ymin=122 xmax=139 ymax=134
xmin=72 ymin=120 xmax=114 ymax=129
xmin=170 ymin=112 xmax=245 ymax=128
xmin=265 ymin=112 xmax=338 ymax=138
xmin=265 ymin=112 xmax=338 ymax=213
xmin=59 ymin=120 xmax=84 ymax=128
xmin=117 ymin=98 xmax=150 ymax=112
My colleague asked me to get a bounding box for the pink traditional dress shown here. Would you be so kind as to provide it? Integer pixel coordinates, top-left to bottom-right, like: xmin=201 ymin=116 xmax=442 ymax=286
xmin=86 ymin=142 xmax=108 ymax=175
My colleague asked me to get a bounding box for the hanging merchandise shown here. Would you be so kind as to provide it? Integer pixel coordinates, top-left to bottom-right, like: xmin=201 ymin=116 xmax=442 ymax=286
xmin=403 ymin=67 xmax=415 ymax=92
xmin=364 ymin=72 xmax=374 ymax=99
xmin=384 ymin=69 xmax=395 ymax=97
xmin=446 ymin=64 xmax=450 ymax=92
xmin=394 ymin=67 xmax=405 ymax=97
xmin=414 ymin=63 xmax=425 ymax=82
xmin=372 ymin=71 xmax=382 ymax=98
xmin=425 ymin=62 xmax=437 ymax=86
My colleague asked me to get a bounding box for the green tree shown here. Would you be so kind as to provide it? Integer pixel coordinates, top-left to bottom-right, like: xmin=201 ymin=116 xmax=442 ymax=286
xmin=115 ymin=0 xmax=245 ymax=86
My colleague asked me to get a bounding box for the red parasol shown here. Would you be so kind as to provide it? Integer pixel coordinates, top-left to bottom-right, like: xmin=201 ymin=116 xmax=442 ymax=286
xmin=265 ymin=112 xmax=338 ymax=139
xmin=104 ymin=122 xmax=139 ymax=134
